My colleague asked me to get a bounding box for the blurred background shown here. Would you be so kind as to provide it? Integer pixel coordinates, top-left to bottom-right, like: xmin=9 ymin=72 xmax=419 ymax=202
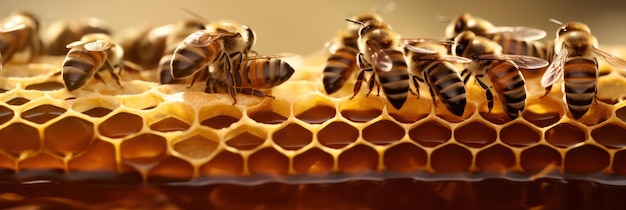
xmin=2 ymin=0 xmax=626 ymax=55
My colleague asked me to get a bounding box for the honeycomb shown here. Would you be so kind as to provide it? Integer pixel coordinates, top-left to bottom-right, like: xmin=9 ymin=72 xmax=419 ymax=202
xmin=2 ymin=13 xmax=626 ymax=208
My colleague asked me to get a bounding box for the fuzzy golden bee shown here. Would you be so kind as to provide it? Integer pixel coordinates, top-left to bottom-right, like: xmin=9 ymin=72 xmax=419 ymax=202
xmin=347 ymin=19 xmax=410 ymax=110
xmin=404 ymin=40 xmax=472 ymax=116
xmin=541 ymin=20 xmax=626 ymax=119
xmin=61 ymin=33 xmax=124 ymax=91
xmin=446 ymin=12 xmax=548 ymax=58
xmin=453 ymin=31 xmax=549 ymax=119
xmin=322 ymin=12 xmax=390 ymax=94
xmin=0 ymin=11 xmax=42 ymax=68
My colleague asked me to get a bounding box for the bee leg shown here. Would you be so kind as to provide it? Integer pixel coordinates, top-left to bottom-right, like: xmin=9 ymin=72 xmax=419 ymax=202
xmin=222 ymin=55 xmax=238 ymax=105
xmin=93 ymin=73 xmax=106 ymax=84
xmin=410 ymin=75 xmax=421 ymax=99
xmin=423 ymin=71 xmax=438 ymax=107
xmin=351 ymin=53 xmax=370 ymax=100
xmin=461 ymin=68 xmax=471 ymax=84
xmin=236 ymin=87 xmax=275 ymax=99
xmin=366 ymin=72 xmax=377 ymax=97
xmin=104 ymin=60 xmax=123 ymax=88
xmin=475 ymin=75 xmax=493 ymax=115
xmin=541 ymin=85 xmax=552 ymax=98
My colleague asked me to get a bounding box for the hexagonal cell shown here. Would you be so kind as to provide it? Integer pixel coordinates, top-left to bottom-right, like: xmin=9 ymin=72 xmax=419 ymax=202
xmin=147 ymin=156 xmax=194 ymax=183
xmin=0 ymin=105 xmax=14 ymax=126
xmin=520 ymin=145 xmax=562 ymax=172
xmin=247 ymin=99 xmax=291 ymax=124
xmin=575 ymin=102 xmax=613 ymax=126
xmin=5 ymin=97 xmax=30 ymax=106
xmin=248 ymin=147 xmax=290 ymax=175
xmin=388 ymin=97 xmax=431 ymax=123
xmin=199 ymin=105 xmax=242 ymax=129
xmin=430 ymin=144 xmax=472 ymax=173
xmin=454 ymin=121 xmax=497 ymax=148
xmin=121 ymin=92 xmax=164 ymax=110
xmin=597 ymin=76 xmax=626 ymax=104
xmin=475 ymin=144 xmax=516 ymax=172
xmin=337 ymin=144 xmax=378 ymax=173
xmin=522 ymin=97 xmax=564 ymax=128
xmin=98 ymin=112 xmax=144 ymax=138
xmin=408 ymin=120 xmax=451 ymax=147
xmin=147 ymin=102 xmax=194 ymax=132
xmin=564 ymin=145 xmax=610 ymax=174
xmin=81 ymin=107 xmax=113 ymax=118
xmin=318 ymin=121 xmax=359 ymax=149
xmin=612 ymin=150 xmax=626 ymax=176
xmin=20 ymin=104 xmax=67 ymax=124
xmin=68 ymin=140 xmax=117 ymax=172
xmin=362 ymin=120 xmax=404 ymax=146
xmin=500 ymin=123 xmax=541 ymax=147
xmin=293 ymin=94 xmax=336 ymax=124
xmin=25 ymin=82 xmax=65 ymax=91
xmin=225 ymin=126 xmax=266 ymax=150
xmin=338 ymin=96 xmax=384 ymax=123
xmin=616 ymin=105 xmax=626 ymax=123
xmin=383 ymin=143 xmax=427 ymax=173
xmin=293 ymin=148 xmax=334 ymax=175
xmin=120 ymin=134 xmax=168 ymax=165
xmin=199 ymin=150 xmax=244 ymax=176
xmin=0 ymin=123 xmax=40 ymax=157
xmin=173 ymin=134 xmax=219 ymax=159
xmin=18 ymin=152 xmax=64 ymax=171
xmin=592 ymin=123 xmax=626 ymax=149
xmin=44 ymin=116 xmax=94 ymax=156
xmin=545 ymin=123 xmax=586 ymax=148
xmin=273 ymin=123 xmax=313 ymax=150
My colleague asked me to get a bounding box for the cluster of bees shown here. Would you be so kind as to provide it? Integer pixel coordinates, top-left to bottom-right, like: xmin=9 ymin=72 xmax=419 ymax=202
xmin=322 ymin=11 xmax=626 ymax=120
xmin=0 ymin=10 xmax=295 ymax=105
xmin=1 ymin=9 xmax=626 ymax=121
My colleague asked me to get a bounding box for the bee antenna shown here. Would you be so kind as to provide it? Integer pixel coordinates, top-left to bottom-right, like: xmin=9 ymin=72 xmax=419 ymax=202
xmin=345 ymin=19 xmax=365 ymax=25
xmin=549 ymin=18 xmax=563 ymax=25
xmin=178 ymin=7 xmax=210 ymax=25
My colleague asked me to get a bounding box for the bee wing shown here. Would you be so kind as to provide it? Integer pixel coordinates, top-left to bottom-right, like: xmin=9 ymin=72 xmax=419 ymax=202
xmin=65 ymin=40 xmax=89 ymax=49
xmin=83 ymin=40 xmax=113 ymax=51
xmin=487 ymin=26 xmax=547 ymax=41
xmin=148 ymin=24 xmax=175 ymax=42
xmin=592 ymin=47 xmax=626 ymax=70
xmin=178 ymin=8 xmax=210 ymax=25
xmin=183 ymin=30 xmax=237 ymax=47
xmin=404 ymin=44 xmax=438 ymax=54
xmin=438 ymin=55 xmax=473 ymax=63
xmin=0 ymin=21 xmax=25 ymax=32
xmin=366 ymin=40 xmax=392 ymax=72
xmin=476 ymin=54 xmax=549 ymax=69
xmin=541 ymin=47 xmax=568 ymax=87
xmin=401 ymin=38 xmax=454 ymax=46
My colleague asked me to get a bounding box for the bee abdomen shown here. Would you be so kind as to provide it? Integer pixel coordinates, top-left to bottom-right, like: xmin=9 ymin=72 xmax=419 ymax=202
xmin=429 ymin=63 xmax=467 ymax=116
xmin=171 ymin=44 xmax=220 ymax=79
xmin=489 ymin=61 xmax=527 ymax=119
xmin=378 ymin=50 xmax=409 ymax=110
xmin=323 ymin=47 xmax=358 ymax=94
xmin=563 ymin=59 xmax=597 ymax=119
xmin=494 ymin=36 xmax=548 ymax=59
xmin=239 ymin=57 xmax=295 ymax=89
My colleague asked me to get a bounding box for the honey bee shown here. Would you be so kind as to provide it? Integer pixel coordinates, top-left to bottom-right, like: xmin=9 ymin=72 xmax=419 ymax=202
xmin=322 ymin=12 xmax=391 ymax=94
xmin=0 ymin=11 xmax=42 ymax=66
xmin=445 ymin=12 xmax=548 ymax=58
xmin=205 ymin=55 xmax=295 ymax=100
xmin=44 ymin=17 xmax=111 ymax=55
xmin=453 ymin=31 xmax=549 ymax=119
xmin=156 ymin=19 xmax=206 ymax=84
xmin=541 ymin=20 xmax=626 ymax=119
xmin=404 ymin=40 xmax=472 ymax=116
xmin=61 ymin=33 xmax=124 ymax=91
xmin=347 ymin=19 xmax=410 ymax=110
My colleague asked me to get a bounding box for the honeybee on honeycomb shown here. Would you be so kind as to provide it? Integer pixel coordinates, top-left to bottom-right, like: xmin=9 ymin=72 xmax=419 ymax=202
xmin=453 ymin=31 xmax=549 ymax=119
xmin=322 ymin=3 xmax=395 ymax=95
xmin=403 ymin=40 xmax=472 ymax=116
xmin=346 ymin=18 xmax=410 ymax=110
xmin=541 ymin=20 xmax=626 ymax=119
xmin=445 ymin=12 xmax=548 ymax=58
xmin=43 ymin=17 xmax=111 ymax=56
xmin=0 ymin=11 xmax=43 ymax=69
xmin=60 ymin=33 xmax=125 ymax=91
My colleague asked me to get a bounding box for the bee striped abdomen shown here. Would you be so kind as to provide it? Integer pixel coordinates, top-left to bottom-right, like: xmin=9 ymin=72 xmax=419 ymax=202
xmin=238 ymin=57 xmax=295 ymax=89
xmin=429 ymin=62 xmax=467 ymax=116
xmin=493 ymin=35 xmax=547 ymax=59
xmin=323 ymin=47 xmax=359 ymax=94
xmin=563 ymin=59 xmax=597 ymax=119
xmin=378 ymin=50 xmax=410 ymax=110
xmin=171 ymin=43 xmax=221 ymax=79
xmin=488 ymin=61 xmax=527 ymax=119
xmin=62 ymin=49 xmax=104 ymax=91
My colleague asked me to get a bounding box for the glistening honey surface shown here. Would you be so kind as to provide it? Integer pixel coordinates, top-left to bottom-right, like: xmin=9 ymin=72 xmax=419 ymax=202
xmin=1 ymin=50 xmax=626 ymax=209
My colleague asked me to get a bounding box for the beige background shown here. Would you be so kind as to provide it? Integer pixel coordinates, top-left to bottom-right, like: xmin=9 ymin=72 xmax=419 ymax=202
xmin=2 ymin=0 xmax=626 ymax=55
